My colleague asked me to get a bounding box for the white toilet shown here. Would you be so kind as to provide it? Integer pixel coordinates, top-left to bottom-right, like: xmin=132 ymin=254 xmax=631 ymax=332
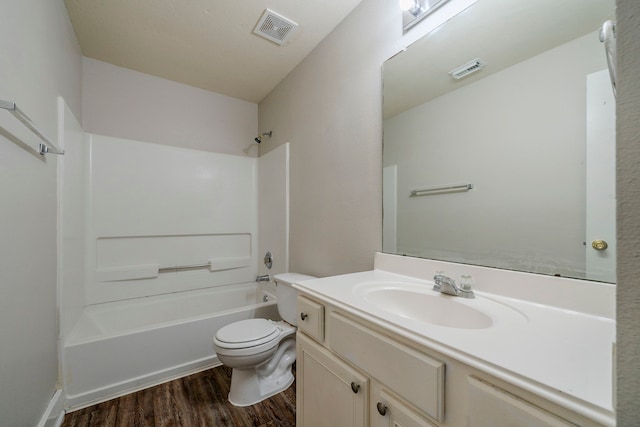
xmin=213 ymin=272 xmax=316 ymax=406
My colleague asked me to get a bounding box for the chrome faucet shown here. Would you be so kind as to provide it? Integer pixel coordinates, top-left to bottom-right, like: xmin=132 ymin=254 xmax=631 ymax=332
xmin=256 ymin=274 xmax=271 ymax=282
xmin=433 ymin=273 xmax=475 ymax=298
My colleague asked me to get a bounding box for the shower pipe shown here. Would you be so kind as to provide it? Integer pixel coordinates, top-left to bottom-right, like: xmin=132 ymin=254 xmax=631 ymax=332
xmin=254 ymin=131 xmax=272 ymax=143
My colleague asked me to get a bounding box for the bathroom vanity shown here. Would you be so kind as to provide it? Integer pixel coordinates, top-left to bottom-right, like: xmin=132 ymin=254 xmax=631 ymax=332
xmin=294 ymin=253 xmax=615 ymax=427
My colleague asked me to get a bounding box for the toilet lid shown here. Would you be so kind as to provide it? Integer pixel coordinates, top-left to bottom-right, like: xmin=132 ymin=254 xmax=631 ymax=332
xmin=215 ymin=319 xmax=280 ymax=349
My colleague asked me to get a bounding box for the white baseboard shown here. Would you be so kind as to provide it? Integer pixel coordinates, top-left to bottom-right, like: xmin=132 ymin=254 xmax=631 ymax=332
xmin=37 ymin=389 xmax=65 ymax=427
xmin=65 ymin=355 xmax=221 ymax=411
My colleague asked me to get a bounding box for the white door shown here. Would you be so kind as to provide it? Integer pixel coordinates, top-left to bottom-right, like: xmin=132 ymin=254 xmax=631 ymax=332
xmin=383 ymin=165 xmax=398 ymax=253
xmin=585 ymin=69 xmax=616 ymax=283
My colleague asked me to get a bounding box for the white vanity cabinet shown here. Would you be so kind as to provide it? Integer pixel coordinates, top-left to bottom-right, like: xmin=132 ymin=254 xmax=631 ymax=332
xmin=297 ymin=295 xmax=443 ymax=427
xmin=296 ymin=294 xmax=607 ymax=427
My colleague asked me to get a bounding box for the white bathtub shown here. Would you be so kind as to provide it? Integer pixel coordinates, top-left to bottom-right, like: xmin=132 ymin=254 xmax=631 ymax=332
xmin=63 ymin=282 xmax=279 ymax=410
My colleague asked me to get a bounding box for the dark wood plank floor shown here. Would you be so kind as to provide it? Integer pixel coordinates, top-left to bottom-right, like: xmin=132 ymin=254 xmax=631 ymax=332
xmin=61 ymin=365 xmax=296 ymax=427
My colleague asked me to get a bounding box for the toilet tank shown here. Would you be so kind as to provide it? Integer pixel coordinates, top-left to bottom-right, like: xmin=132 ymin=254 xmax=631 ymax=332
xmin=273 ymin=273 xmax=317 ymax=325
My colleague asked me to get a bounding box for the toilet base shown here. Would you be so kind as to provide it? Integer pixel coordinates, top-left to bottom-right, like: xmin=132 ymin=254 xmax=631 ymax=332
xmin=228 ymin=367 xmax=294 ymax=407
xmin=227 ymin=337 xmax=296 ymax=406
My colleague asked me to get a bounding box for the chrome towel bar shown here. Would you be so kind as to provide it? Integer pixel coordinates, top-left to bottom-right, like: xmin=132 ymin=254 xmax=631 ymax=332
xmin=410 ymin=183 xmax=473 ymax=197
xmin=0 ymin=99 xmax=64 ymax=155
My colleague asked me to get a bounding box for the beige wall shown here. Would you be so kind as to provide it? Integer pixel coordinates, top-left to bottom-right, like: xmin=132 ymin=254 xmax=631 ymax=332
xmin=0 ymin=1 xmax=82 ymax=426
xmin=258 ymin=0 xmax=476 ymax=277
xmin=616 ymin=0 xmax=640 ymax=423
xmin=82 ymin=58 xmax=258 ymax=156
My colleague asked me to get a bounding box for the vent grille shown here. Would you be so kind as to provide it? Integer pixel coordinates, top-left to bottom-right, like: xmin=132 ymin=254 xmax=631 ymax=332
xmin=449 ymin=58 xmax=487 ymax=80
xmin=253 ymin=9 xmax=298 ymax=46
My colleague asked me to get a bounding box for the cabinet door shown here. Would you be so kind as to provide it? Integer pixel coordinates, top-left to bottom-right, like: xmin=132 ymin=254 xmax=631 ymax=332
xmin=371 ymin=388 xmax=438 ymax=427
xmin=468 ymin=377 xmax=576 ymax=427
xmin=297 ymin=333 xmax=369 ymax=427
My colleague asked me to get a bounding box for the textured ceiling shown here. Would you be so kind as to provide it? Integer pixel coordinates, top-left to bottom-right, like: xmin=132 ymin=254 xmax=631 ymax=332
xmin=64 ymin=0 xmax=363 ymax=103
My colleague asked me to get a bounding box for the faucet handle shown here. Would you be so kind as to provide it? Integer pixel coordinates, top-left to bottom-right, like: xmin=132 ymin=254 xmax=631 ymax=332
xmin=458 ymin=274 xmax=475 ymax=298
xmin=459 ymin=274 xmax=474 ymax=292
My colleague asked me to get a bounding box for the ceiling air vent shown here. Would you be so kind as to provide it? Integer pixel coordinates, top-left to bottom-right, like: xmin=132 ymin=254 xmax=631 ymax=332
xmin=253 ymin=9 xmax=298 ymax=46
xmin=449 ymin=58 xmax=487 ymax=80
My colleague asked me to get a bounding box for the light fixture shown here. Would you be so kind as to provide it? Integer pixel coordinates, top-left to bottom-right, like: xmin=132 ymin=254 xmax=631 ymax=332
xmin=399 ymin=0 xmax=422 ymax=16
xmin=400 ymin=0 xmax=451 ymax=32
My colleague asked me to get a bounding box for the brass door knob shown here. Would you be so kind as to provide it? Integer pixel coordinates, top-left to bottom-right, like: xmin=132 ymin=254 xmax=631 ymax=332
xmin=592 ymin=240 xmax=609 ymax=251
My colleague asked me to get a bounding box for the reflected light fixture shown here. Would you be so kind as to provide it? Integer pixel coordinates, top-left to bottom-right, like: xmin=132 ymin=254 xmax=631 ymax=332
xmin=399 ymin=0 xmax=423 ymax=16
xmin=399 ymin=0 xmax=451 ymax=32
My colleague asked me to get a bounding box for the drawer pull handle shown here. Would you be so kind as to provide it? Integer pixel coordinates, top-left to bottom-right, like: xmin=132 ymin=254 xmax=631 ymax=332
xmin=350 ymin=382 xmax=360 ymax=394
xmin=300 ymin=312 xmax=308 ymax=320
xmin=376 ymin=402 xmax=388 ymax=416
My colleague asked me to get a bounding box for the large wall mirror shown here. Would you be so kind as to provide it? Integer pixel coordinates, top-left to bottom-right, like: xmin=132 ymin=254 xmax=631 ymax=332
xmin=383 ymin=0 xmax=616 ymax=282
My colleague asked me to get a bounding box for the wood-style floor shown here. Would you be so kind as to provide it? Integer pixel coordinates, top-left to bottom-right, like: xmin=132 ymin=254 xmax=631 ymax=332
xmin=61 ymin=365 xmax=296 ymax=427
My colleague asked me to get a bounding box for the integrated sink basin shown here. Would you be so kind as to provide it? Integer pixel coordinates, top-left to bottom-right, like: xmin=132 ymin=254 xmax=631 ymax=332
xmin=353 ymin=281 xmax=527 ymax=330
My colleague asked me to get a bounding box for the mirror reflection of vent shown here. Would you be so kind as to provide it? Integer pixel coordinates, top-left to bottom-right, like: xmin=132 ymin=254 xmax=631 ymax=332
xmin=253 ymin=9 xmax=298 ymax=46
xmin=449 ymin=58 xmax=486 ymax=80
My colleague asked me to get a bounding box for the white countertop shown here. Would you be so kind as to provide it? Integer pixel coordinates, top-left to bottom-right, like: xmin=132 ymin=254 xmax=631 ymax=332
xmin=294 ymin=269 xmax=615 ymax=426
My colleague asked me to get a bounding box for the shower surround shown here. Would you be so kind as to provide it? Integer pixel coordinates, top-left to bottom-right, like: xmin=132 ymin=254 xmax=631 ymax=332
xmin=58 ymin=114 xmax=290 ymax=408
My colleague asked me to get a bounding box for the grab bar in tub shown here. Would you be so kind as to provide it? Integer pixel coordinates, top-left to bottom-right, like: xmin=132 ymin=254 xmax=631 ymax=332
xmin=158 ymin=263 xmax=210 ymax=273
xmin=96 ymin=256 xmax=252 ymax=282
xmin=0 ymin=100 xmax=64 ymax=155
xmin=158 ymin=257 xmax=252 ymax=273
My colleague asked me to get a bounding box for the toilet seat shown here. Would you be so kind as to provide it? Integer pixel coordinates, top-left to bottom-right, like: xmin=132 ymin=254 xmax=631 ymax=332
xmin=214 ymin=319 xmax=296 ymax=358
xmin=215 ymin=319 xmax=280 ymax=349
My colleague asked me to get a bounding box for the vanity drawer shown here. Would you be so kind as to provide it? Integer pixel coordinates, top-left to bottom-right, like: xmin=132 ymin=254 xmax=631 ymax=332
xmin=297 ymin=296 xmax=324 ymax=342
xmin=329 ymin=311 xmax=445 ymax=423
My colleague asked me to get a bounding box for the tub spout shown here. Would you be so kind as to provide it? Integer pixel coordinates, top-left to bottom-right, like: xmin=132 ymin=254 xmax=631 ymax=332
xmin=256 ymin=274 xmax=270 ymax=282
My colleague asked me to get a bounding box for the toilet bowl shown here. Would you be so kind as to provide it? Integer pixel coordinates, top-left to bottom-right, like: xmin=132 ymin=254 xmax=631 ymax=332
xmin=213 ymin=273 xmax=316 ymax=406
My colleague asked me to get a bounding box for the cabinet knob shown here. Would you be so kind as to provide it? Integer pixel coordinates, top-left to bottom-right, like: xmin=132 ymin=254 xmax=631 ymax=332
xmin=350 ymin=382 xmax=360 ymax=394
xmin=376 ymin=402 xmax=388 ymax=416
xmin=300 ymin=312 xmax=308 ymax=321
